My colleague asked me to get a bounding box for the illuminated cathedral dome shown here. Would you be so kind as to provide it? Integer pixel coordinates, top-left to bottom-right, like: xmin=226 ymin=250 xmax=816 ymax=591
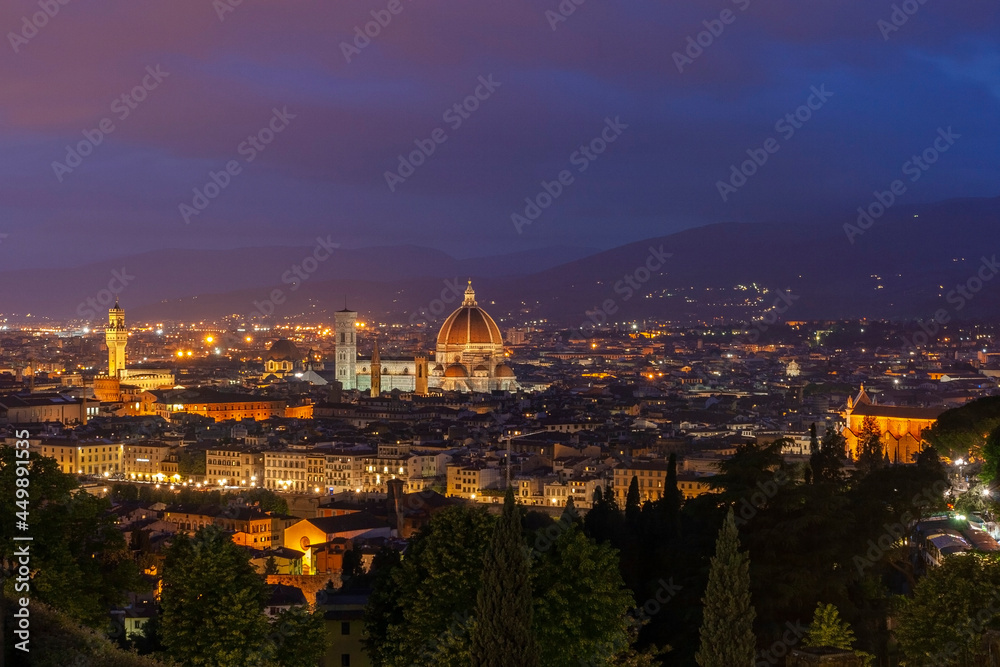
xmin=436 ymin=282 xmax=503 ymax=347
xmin=265 ymin=339 xmax=304 ymax=378
xmin=432 ymin=281 xmax=517 ymax=393
xmin=266 ymin=339 xmax=302 ymax=361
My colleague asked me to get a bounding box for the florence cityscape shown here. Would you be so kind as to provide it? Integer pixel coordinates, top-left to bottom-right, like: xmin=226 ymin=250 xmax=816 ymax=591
xmin=1 ymin=0 xmax=1000 ymax=666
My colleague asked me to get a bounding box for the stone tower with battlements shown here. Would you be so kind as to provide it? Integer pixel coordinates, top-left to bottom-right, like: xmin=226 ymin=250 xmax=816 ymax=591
xmin=106 ymin=299 xmax=127 ymax=378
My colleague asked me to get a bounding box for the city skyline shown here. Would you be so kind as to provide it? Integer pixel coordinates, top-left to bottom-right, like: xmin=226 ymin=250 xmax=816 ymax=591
xmin=4 ymin=1 xmax=1000 ymax=665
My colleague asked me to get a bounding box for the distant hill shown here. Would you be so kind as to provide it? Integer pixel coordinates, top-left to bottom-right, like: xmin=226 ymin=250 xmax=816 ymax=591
xmin=0 ymin=244 xmax=595 ymax=323
xmin=7 ymin=196 xmax=1000 ymax=325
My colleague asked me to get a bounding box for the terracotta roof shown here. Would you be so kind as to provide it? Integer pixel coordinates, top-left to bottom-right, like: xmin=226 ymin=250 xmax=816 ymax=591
xmin=437 ymin=303 xmax=502 ymax=347
xmin=304 ymin=511 xmax=388 ymax=536
xmin=266 ymin=339 xmax=302 ymax=361
xmin=444 ymin=364 xmax=468 ymax=378
xmin=849 ymin=403 xmax=945 ymax=420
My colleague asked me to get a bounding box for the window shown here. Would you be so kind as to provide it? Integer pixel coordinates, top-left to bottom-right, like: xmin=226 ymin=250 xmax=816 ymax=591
xmin=341 ymin=621 xmax=350 ymax=635
xmin=341 ymin=655 xmax=351 ymax=667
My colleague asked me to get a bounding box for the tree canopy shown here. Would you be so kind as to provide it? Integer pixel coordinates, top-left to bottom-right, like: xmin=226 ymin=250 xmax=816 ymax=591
xmin=366 ymin=501 xmax=640 ymax=667
xmin=895 ymin=553 xmax=1000 ymax=666
xmin=160 ymin=525 xmax=269 ymax=666
xmin=0 ymin=447 xmax=140 ymax=628
xmin=924 ymin=395 xmax=1000 ymax=460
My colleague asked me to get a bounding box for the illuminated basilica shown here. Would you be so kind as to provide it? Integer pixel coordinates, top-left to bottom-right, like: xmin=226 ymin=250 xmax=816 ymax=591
xmin=841 ymin=385 xmax=944 ymax=464
xmin=332 ymin=282 xmax=518 ymax=394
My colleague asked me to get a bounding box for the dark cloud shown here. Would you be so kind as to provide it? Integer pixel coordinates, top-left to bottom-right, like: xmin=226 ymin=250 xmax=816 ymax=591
xmin=0 ymin=0 xmax=996 ymax=268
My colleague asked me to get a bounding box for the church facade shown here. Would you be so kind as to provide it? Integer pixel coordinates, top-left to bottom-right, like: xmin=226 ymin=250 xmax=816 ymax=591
xmin=334 ymin=282 xmax=518 ymax=394
xmin=841 ymin=385 xmax=944 ymax=464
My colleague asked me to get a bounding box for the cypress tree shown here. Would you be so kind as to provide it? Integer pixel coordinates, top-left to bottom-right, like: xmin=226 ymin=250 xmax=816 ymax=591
xmin=695 ymin=508 xmax=756 ymax=667
xmin=471 ymin=487 xmax=538 ymax=667
xmin=665 ymin=452 xmax=682 ymax=536
xmin=625 ymin=475 xmax=642 ymax=526
xmin=562 ymin=494 xmax=579 ymax=525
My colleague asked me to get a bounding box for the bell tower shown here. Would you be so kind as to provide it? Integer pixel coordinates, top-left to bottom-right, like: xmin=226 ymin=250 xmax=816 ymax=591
xmin=334 ymin=307 xmax=357 ymax=390
xmin=106 ymin=299 xmax=127 ymax=378
xmin=370 ymin=338 xmax=381 ymax=398
xmin=414 ymin=355 xmax=428 ymax=396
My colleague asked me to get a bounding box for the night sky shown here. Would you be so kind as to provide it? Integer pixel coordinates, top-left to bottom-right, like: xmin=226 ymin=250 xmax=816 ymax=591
xmin=2 ymin=0 xmax=997 ymax=270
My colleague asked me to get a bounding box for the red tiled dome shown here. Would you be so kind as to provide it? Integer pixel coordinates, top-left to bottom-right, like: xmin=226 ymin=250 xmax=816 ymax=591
xmin=436 ymin=282 xmax=502 ymax=347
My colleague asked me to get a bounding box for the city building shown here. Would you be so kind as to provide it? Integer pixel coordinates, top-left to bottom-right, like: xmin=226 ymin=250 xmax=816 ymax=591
xmin=613 ymin=461 xmax=673 ymax=504
xmin=446 ymin=463 xmax=502 ymax=500
xmin=29 ymin=439 xmax=124 ymax=476
xmin=147 ymin=388 xmax=305 ymax=422
xmin=841 ymin=385 xmax=945 ymax=463
xmin=94 ymin=301 xmax=175 ymax=401
xmin=264 ymin=450 xmax=312 ymax=492
xmin=0 ymin=393 xmax=84 ymax=425
xmin=124 ymin=442 xmax=176 ymax=481
xmin=205 ymin=448 xmax=264 ymax=486
xmin=333 ymin=282 xmax=516 ymax=394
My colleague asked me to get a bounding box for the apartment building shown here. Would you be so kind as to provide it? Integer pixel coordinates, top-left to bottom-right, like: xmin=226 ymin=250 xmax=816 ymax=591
xmin=446 ymin=463 xmax=502 ymax=500
xmin=205 ymin=448 xmax=264 ymax=487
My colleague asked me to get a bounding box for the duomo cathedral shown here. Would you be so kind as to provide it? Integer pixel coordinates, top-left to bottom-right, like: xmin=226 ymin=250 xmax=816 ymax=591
xmin=265 ymin=282 xmax=518 ymax=394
